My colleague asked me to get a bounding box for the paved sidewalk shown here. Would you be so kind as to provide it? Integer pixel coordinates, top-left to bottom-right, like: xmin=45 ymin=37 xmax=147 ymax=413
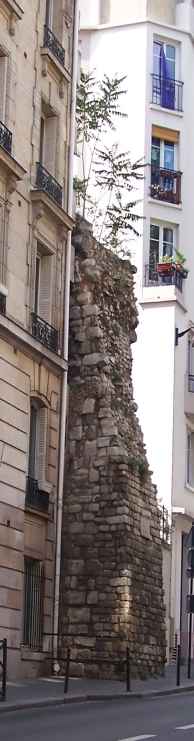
xmin=1 ymin=663 xmax=194 ymax=713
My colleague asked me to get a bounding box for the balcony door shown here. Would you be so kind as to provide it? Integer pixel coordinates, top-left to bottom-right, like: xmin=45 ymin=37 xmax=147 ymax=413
xmin=151 ymin=136 xmax=176 ymax=199
xmin=153 ymin=40 xmax=176 ymax=109
xmin=149 ymin=223 xmax=174 ymax=280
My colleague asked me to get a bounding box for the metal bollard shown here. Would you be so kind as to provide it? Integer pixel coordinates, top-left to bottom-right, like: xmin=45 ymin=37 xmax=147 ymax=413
xmin=126 ymin=646 xmax=131 ymax=692
xmin=64 ymin=648 xmax=70 ymax=696
xmin=176 ymin=644 xmax=181 ymax=687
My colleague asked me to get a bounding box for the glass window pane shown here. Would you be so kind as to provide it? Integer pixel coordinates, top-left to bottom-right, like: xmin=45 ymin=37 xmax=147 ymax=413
xmin=151 ymin=138 xmax=160 ymax=166
xmin=153 ymin=41 xmax=162 ymax=76
xmin=164 ymin=142 xmax=174 ymax=170
xmin=150 ymin=224 xmax=159 ymax=241
xmin=163 ymin=228 xmax=173 ymax=257
xmin=166 ymin=45 xmax=175 ymax=80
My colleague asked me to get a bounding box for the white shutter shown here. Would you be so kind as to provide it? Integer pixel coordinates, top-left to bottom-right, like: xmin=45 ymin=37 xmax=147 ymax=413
xmin=0 ymin=56 xmax=7 ymax=123
xmin=36 ymin=406 xmax=48 ymax=483
xmin=39 ymin=254 xmax=52 ymax=324
xmin=45 ymin=116 xmax=57 ymax=176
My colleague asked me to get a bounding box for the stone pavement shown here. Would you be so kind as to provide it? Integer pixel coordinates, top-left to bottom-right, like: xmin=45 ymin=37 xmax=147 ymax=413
xmin=1 ymin=662 xmax=194 ymax=713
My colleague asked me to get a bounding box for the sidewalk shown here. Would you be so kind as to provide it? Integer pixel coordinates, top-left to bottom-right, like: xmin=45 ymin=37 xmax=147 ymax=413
xmin=1 ymin=663 xmax=194 ymax=714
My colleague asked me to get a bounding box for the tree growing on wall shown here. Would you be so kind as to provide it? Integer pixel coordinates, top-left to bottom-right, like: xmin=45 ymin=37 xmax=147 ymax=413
xmin=74 ymin=70 xmax=144 ymax=254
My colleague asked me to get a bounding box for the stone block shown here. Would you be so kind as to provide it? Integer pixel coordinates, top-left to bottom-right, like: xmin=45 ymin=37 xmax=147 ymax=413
xmin=82 ymin=398 xmax=95 ymax=414
xmin=83 ymin=353 xmax=107 ymax=367
xmin=87 ymin=591 xmax=98 ymax=605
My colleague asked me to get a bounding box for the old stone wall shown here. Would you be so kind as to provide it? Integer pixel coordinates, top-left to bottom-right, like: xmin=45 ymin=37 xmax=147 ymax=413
xmin=59 ymin=218 xmax=165 ymax=678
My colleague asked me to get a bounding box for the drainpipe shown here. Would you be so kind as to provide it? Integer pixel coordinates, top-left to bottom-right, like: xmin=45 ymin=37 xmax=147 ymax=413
xmin=53 ymin=0 xmax=79 ymax=667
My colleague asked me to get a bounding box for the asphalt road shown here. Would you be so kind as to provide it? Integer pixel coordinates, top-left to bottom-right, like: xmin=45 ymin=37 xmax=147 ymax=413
xmin=2 ymin=693 xmax=194 ymax=740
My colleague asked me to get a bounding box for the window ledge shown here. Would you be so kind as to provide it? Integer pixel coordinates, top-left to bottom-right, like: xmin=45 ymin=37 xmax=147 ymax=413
xmin=38 ymin=479 xmax=52 ymax=495
xmin=1 ymin=0 xmax=23 ymax=20
xmin=147 ymin=197 xmax=182 ymax=211
xmin=0 ymin=144 xmax=26 ymax=185
xmin=150 ymin=103 xmax=184 ymax=118
xmin=31 ymin=188 xmax=75 ymax=230
xmin=140 ymin=285 xmax=186 ymax=312
xmin=41 ymin=47 xmax=71 ymax=86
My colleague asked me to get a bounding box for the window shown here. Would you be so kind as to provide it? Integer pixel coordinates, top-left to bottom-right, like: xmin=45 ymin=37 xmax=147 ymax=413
xmin=186 ymin=430 xmax=194 ymax=488
xmin=0 ymin=52 xmax=8 ymax=124
xmin=149 ymin=223 xmax=174 ymax=278
xmin=28 ymin=400 xmax=48 ymax=485
xmin=45 ymin=0 xmax=62 ymax=41
xmin=23 ymin=558 xmax=44 ymax=650
xmin=188 ymin=337 xmax=194 ymax=392
xmin=153 ymin=41 xmax=176 ymax=80
xmin=39 ymin=104 xmax=57 ymax=177
xmin=151 ymin=137 xmax=175 ymax=171
xmin=151 ymin=131 xmax=181 ymax=204
xmin=34 ymin=244 xmax=53 ymax=324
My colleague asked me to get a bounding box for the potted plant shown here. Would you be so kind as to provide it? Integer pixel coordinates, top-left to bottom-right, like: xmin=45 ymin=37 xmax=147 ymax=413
xmin=157 ymin=250 xmax=188 ymax=278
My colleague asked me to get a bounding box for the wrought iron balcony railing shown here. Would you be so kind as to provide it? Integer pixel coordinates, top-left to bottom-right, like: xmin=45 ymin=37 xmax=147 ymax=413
xmin=159 ymin=505 xmax=171 ymax=545
xmin=44 ymin=25 xmax=65 ymax=67
xmin=36 ymin=162 xmax=63 ymax=207
xmin=150 ymin=166 xmax=181 ymax=205
xmin=188 ymin=374 xmax=194 ymax=393
xmin=144 ymin=264 xmax=184 ymax=293
xmin=151 ymin=74 xmax=183 ymax=112
xmin=31 ymin=312 xmax=58 ymax=353
xmin=26 ymin=476 xmax=49 ymax=514
xmin=0 ymin=120 xmax=12 ymax=155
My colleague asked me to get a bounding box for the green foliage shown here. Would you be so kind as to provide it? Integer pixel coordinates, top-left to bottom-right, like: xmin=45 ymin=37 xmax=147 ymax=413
xmin=75 ymin=70 xmax=144 ymax=254
xmin=159 ymin=250 xmax=187 ymax=267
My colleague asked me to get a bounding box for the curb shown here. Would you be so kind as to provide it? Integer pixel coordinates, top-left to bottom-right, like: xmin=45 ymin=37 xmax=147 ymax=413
xmin=1 ymin=684 xmax=194 ymax=714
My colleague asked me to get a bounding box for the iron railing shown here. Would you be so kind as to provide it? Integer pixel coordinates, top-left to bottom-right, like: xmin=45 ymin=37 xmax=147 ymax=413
xmin=144 ymin=264 xmax=184 ymax=293
xmin=44 ymin=25 xmax=65 ymax=67
xmin=36 ymin=162 xmax=63 ymax=207
xmin=25 ymin=476 xmax=49 ymax=514
xmin=23 ymin=558 xmax=44 ymax=650
xmin=31 ymin=312 xmax=58 ymax=353
xmin=0 ymin=293 xmax=6 ymax=315
xmin=188 ymin=374 xmax=194 ymax=393
xmin=150 ymin=166 xmax=181 ymax=205
xmin=159 ymin=505 xmax=171 ymax=545
xmin=0 ymin=120 xmax=12 ymax=154
xmin=151 ymin=74 xmax=183 ymax=112
xmin=0 ymin=639 xmax=7 ymax=701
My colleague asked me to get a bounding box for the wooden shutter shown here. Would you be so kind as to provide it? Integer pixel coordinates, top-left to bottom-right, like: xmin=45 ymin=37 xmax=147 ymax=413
xmin=36 ymin=406 xmax=48 ymax=483
xmin=45 ymin=116 xmax=57 ymax=176
xmin=0 ymin=55 xmax=7 ymax=123
xmin=39 ymin=254 xmax=52 ymax=324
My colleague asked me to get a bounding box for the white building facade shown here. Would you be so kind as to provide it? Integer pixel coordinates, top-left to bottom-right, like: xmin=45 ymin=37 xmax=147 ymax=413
xmin=79 ymin=0 xmax=194 ymax=660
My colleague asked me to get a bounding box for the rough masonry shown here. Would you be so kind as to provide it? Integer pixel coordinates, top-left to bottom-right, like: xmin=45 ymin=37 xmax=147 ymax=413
xmin=59 ymin=217 xmax=166 ymax=678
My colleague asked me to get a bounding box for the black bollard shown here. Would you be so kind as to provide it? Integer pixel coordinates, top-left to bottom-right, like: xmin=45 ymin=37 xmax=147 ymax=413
xmin=126 ymin=646 xmax=131 ymax=692
xmin=64 ymin=648 xmax=70 ymax=696
xmin=176 ymin=644 xmax=181 ymax=687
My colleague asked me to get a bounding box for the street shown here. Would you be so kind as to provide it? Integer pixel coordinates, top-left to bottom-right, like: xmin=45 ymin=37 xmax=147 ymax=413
xmin=2 ymin=693 xmax=194 ymax=740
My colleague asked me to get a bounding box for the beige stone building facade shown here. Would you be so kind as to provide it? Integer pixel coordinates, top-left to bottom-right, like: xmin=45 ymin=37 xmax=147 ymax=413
xmin=0 ymin=0 xmax=78 ymax=679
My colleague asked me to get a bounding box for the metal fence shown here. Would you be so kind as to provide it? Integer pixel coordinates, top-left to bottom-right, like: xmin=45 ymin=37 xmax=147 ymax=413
xmin=0 ymin=639 xmax=7 ymax=701
xmin=23 ymin=559 xmax=44 ymax=650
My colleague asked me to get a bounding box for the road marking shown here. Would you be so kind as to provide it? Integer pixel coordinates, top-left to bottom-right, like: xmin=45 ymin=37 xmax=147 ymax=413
xmin=118 ymin=736 xmax=157 ymax=741
xmin=176 ymin=725 xmax=194 ymax=731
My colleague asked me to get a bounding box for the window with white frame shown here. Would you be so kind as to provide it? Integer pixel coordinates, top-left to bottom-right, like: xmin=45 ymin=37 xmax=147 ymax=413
xmin=186 ymin=429 xmax=194 ymax=488
xmin=153 ymin=40 xmax=176 ymax=80
xmin=34 ymin=242 xmax=53 ymax=324
xmin=149 ymin=223 xmax=175 ymax=279
xmin=151 ymin=137 xmax=176 ymax=172
xmin=28 ymin=399 xmax=48 ymax=485
xmin=188 ymin=336 xmax=194 ymax=392
xmin=45 ymin=0 xmax=63 ymax=41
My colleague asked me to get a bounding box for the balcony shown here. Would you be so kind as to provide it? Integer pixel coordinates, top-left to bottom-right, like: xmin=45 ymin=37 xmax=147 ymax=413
xmin=144 ymin=264 xmax=186 ymax=293
xmin=36 ymin=162 xmax=62 ymax=207
xmin=43 ymin=25 xmax=65 ymax=67
xmin=25 ymin=476 xmax=49 ymax=515
xmin=151 ymin=74 xmax=183 ymax=113
xmin=0 ymin=121 xmax=12 ymax=155
xmin=150 ymin=166 xmax=181 ymax=205
xmin=31 ymin=313 xmax=58 ymax=353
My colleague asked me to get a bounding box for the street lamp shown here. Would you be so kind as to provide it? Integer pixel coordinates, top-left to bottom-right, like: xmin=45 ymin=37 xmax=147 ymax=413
xmin=175 ymin=326 xmax=194 ymax=346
